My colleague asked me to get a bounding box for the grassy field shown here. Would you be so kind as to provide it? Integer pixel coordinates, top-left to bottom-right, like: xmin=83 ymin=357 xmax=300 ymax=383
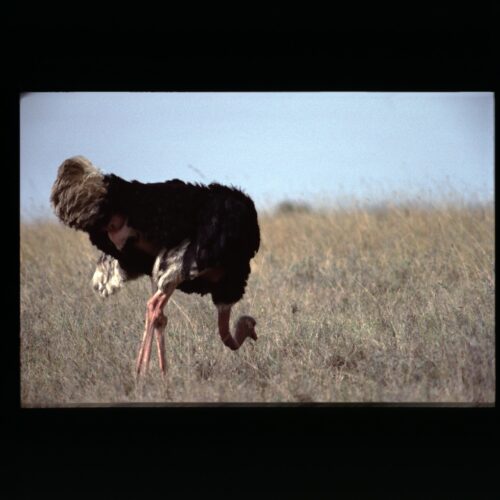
xmin=20 ymin=199 xmax=495 ymax=405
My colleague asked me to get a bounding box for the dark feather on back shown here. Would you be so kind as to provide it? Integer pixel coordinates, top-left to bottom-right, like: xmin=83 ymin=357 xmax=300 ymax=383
xmin=89 ymin=175 xmax=260 ymax=305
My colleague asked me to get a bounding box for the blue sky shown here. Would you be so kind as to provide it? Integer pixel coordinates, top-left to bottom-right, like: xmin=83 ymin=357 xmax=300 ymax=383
xmin=20 ymin=92 xmax=494 ymax=217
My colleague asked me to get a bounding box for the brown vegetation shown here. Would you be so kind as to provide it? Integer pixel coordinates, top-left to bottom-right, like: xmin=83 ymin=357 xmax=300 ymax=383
xmin=20 ymin=200 xmax=495 ymax=405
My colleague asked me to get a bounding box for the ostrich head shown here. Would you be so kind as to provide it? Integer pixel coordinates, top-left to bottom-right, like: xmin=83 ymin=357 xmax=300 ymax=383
xmin=235 ymin=315 xmax=258 ymax=342
xmin=50 ymin=156 xmax=110 ymax=232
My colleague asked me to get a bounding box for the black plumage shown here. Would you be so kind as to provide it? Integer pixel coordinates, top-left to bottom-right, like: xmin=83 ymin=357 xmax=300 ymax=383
xmin=87 ymin=174 xmax=260 ymax=306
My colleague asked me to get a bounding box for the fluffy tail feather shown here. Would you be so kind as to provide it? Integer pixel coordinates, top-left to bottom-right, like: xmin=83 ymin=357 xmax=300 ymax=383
xmin=91 ymin=254 xmax=126 ymax=298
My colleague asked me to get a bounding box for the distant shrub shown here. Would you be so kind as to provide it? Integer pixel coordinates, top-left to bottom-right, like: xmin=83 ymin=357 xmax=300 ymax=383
xmin=275 ymin=200 xmax=312 ymax=214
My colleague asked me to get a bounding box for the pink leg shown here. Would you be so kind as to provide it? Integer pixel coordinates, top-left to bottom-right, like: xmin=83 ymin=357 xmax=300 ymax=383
xmin=135 ymin=308 xmax=152 ymax=375
xmin=136 ymin=289 xmax=173 ymax=377
xmin=154 ymin=322 xmax=166 ymax=374
xmin=153 ymin=296 xmax=168 ymax=375
xmin=136 ymin=291 xmax=166 ymax=376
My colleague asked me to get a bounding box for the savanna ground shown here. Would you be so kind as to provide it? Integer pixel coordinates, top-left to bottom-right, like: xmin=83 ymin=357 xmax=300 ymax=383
xmin=20 ymin=198 xmax=495 ymax=405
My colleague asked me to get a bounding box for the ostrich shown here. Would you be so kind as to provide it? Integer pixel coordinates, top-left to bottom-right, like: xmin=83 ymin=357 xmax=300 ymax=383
xmin=50 ymin=156 xmax=260 ymax=376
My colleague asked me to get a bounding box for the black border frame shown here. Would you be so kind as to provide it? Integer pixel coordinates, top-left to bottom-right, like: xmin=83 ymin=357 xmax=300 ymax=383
xmin=8 ymin=3 xmax=497 ymax=491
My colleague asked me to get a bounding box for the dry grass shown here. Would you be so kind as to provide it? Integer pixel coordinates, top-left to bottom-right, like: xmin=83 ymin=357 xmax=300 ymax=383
xmin=20 ymin=200 xmax=495 ymax=405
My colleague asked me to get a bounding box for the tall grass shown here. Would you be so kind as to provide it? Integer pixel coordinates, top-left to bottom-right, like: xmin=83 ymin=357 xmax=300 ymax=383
xmin=20 ymin=199 xmax=494 ymax=405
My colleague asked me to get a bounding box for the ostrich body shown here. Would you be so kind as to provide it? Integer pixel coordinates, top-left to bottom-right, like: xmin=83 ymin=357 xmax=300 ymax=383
xmin=51 ymin=156 xmax=260 ymax=376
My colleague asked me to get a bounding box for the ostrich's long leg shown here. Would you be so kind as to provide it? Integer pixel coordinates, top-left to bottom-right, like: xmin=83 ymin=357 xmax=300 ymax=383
xmin=140 ymin=320 xmax=155 ymax=375
xmin=136 ymin=240 xmax=199 ymax=376
xmin=152 ymin=295 xmax=168 ymax=375
xmin=136 ymin=290 xmax=165 ymax=376
xmin=154 ymin=321 xmax=166 ymax=374
xmin=135 ymin=309 xmax=153 ymax=375
xmin=136 ymin=287 xmax=175 ymax=376
xmin=136 ymin=310 xmax=155 ymax=376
